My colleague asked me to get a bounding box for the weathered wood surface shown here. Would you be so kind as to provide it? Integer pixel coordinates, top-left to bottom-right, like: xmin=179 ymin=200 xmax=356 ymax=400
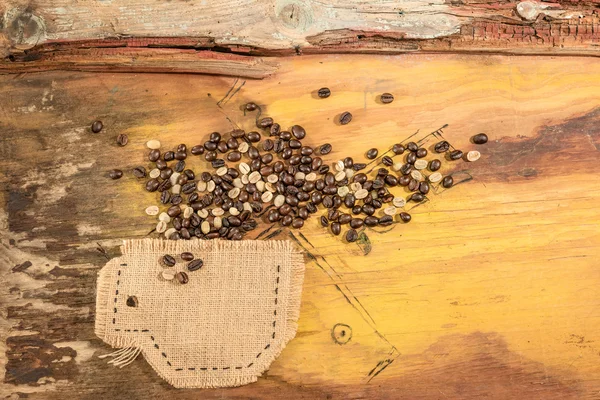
xmin=3 ymin=0 xmax=600 ymax=75
xmin=1 ymin=54 xmax=600 ymax=399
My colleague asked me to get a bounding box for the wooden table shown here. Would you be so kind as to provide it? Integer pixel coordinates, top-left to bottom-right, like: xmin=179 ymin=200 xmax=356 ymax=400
xmin=2 ymin=53 xmax=600 ymax=399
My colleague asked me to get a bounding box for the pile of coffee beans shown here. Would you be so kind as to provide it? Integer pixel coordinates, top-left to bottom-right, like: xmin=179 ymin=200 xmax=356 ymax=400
xmin=160 ymin=252 xmax=203 ymax=284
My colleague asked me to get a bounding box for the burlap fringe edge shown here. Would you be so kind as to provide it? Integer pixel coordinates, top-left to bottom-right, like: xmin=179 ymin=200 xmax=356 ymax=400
xmin=95 ymin=238 xmax=305 ymax=388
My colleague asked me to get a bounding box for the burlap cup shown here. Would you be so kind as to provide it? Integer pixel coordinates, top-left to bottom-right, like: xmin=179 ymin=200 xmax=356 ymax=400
xmin=95 ymin=239 xmax=304 ymax=388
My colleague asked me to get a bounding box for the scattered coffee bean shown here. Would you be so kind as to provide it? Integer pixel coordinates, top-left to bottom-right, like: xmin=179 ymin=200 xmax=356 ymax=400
xmin=339 ymin=112 xmax=352 ymax=125
xmin=429 ymin=159 xmax=441 ymax=171
xmin=472 ymin=133 xmax=488 ymax=144
xmin=91 ymin=120 xmax=103 ymax=133
xmin=245 ymin=102 xmax=258 ymax=111
xmin=449 ymin=150 xmax=463 ymax=160
xmin=116 ymin=134 xmax=128 ymax=146
xmin=318 ymin=87 xmax=331 ymax=98
xmin=181 ymin=252 xmax=194 ymax=261
xmin=399 ymin=212 xmax=412 ymax=223
xmin=109 ymin=169 xmax=123 ymax=179
xmin=442 ymin=176 xmax=454 ymax=188
xmin=380 ymin=93 xmax=394 ymax=104
xmin=382 ymin=156 xmax=393 ymax=166
xmin=331 ymin=222 xmax=341 ymax=235
xmin=187 ymin=259 xmax=203 ymax=271
xmin=346 ymin=229 xmax=358 ymax=242
xmin=416 ymin=148 xmax=427 ymax=158
xmin=378 ymin=215 xmax=393 ymax=226
xmin=258 ymin=117 xmax=274 ymax=128
xmin=392 ymin=144 xmax=405 ymax=155
xmin=367 ymin=148 xmax=378 ymax=159
xmin=434 ymin=141 xmax=450 ymax=153
xmin=133 ymin=166 xmax=147 ymax=178
xmin=176 ymin=271 xmax=189 ymax=284
xmin=126 ymin=296 xmax=138 ymax=307
xmin=162 ymin=254 xmax=176 ymax=267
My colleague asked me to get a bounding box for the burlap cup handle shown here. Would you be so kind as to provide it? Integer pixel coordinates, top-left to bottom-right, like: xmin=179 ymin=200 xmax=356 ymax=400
xmin=95 ymin=239 xmax=305 ymax=388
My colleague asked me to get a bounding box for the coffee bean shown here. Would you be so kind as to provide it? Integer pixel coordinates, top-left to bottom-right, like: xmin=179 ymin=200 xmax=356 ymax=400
xmin=245 ymin=102 xmax=258 ymax=111
xmin=291 ymin=125 xmax=306 ymax=140
xmin=382 ymin=156 xmax=393 ymax=166
xmin=167 ymin=205 xmax=181 ymax=217
xmin=176 ymin=271 xmax=189 ymax=284
xmin=449 ymin=150 xmax=463 ymax=160
xmin=289 ymin=139 xmax=302 ymax=149
xmin=207 ymin=132 xmax=220 ymax=143
xmin=116 ymin=134 xmax=128 ymax=146
xmin=191 ymin=145 xmax=205 ymax=155
xmin=320 ymin=216 xmax=329 ymax=227
xmin=280 ymin=131 xmax=292 ymax=141
xmin=175 ymin=151 xmax=187 ymax=160
xmin=344 ymin=193 xmax=356 ymax=208
xmin=346 ymin=229 xmax=358 ymax=242
xmin=379 ymin=215 xmax=393 ymax=226
xmin=133 ymin=166 xmax=147 ymax=178
xmin=416 ymin=148 xmax=427 ymax=158
xmin=406 ymin=152 xmax=417 ymax=164
xmin=248 ymin=146 xmax=260 ymax=160
xmin=146 ymin=179 xmax=160 ymax=192
xmin=247 ymin=131 xmax=261 ymax=143
xmin=292 ymin=218 xmax=304 ymax=229
xmin=434 ymin=141 xmax=450 ymax=153
xmin=155 ymin=160 xmax=167 ymax=171
xmin=269 ymin=123 xmax=281 ymax=136
xmin=385 ymin=175 xmax=398 ymax=186
xmin=179 ymin=252 xmax=194 ymax=262
xmin=162 ymin=254 xmax=176 ymax=267
xmin=442 ymin=176 xmax=454 ymax=188
xmin=339 ymin=112 xmax=352 ymax=125
xmin=257 ymin=117 xmax=274 ymax=128
xmin=364 ymin=216 xmax=379 ymax=227
xmin=109 ymin=169 xmax=123 ymax=179
xmin=410 ymin=193 xmax=424 ymax=202
xmin=362 ymin=204 xmax=375 ymax=216
xmin=126 ymin=296 xmax=138 ymax=307
xmin=408 ymin=178 xmax=419 ymax=191
xmin=392 ymin=144 xmax=405 ymax=155
xmin=380 ymin=93 xmax=394 ymax=104
xmin=366 ymin=148 xmax=378 ymax=159
xmin=216 ymin=141 xmax=228 ymax=153
xmin=91 ymin=120 xmax=103 ymax=133
xmin=160 ymin=191 xmax=171 ymax=204
xmin=350 ymin=218 xmax=363 ymax=229
xmin=399 ymin=212 xmax=411 ymax=223
xmin=318 ymin=87 xmax=331 ymax=98
xmin=339 ymin=213 xmax=352 ymax=224
xmin=351 ymin=205 xmax=362 ymax=215
xmin=205 ymin=141 xmax=217 ymax=151
xmin=472 ymin=133 xmax=488 ymax=144
xmin=419 ymin=182 xmax=430 ymax=194
xmin=353 ymin=163 xmax=366 ymax=171
xmin=331 ymin=222 xmax=341 ymax=235
xmin=322 ymin=196 xmax=334 ymax=208
xmin=429 ymin=159 xmax=441 ymax=171
xmin=187 ymin=259 xmax=203 ymax=271
xmin=227 ymin=151 xmax=242 ymax=162
xmin=148 ymin=149 xmax=160 ymax=162
xmin=319 ymin=144 xmax=332 ymax=155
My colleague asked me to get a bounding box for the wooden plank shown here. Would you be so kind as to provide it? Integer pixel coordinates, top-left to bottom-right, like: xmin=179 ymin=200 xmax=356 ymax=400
xmin=1 ymin=54 xmax=600 ymax=398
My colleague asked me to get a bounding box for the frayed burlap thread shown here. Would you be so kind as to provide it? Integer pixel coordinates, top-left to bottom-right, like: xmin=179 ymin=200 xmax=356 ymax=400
xmin=95 ymin=239 xmax=305 ymax=388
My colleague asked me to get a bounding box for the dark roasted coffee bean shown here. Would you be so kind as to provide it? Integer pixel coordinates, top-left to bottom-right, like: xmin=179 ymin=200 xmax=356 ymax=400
xmin=162 ymin=254 xmax=176 ymax=267
xmin=332 ymin=195 xmax=343 ymax=209
xmin=160 ymin=190 xmax=171 ymax=204
xmin=268 ymin=210 xmax=281 ymax=223
xmin=289 ymin=155 xmax=301 ymax=165
xmin=206 ymin=232 xmax=220 ymax=239
xmin=434 ymin=141 xmax=450 ymax=153
xmin=168 ymin=231 xmax=181 ymax=240
xmin=245 ymin=102 xmax=258 ymax=111
xmin=419 ymin=182 xmax=430 ymax=194
xmin=180 ymin=228 xmax=191 ymax=240
xmin=183 ymin=169 xmax=195 ymax=180
xmin=260 ymin=166 xmax=274 ymax=176
xmin=190 ymin=213 xmax=201 ymax=227
xmin=442 ymin=176 xmax=454 ymax=188
xmin=167 ymin=205 xmax=182 ymax=217
xmin=162 ymin=151 xmax=174 ymax=162
xmin=270 ymin=123 xmax=281 ymax=136
xmin=318 ymin=165 xmax=330 ymax=174
xmin=472 ymin=133 xmax=488 ymax=144
xmin=289 ymin=139 xmax=302 ymax=149
xmin=248 ymin=146 xmax=260 ymax=160
xmin=262 ymin=139 xmax=274 ymax=152
xmin=449 ymin=150 xmax=463 ymax=160
xmin=205 ymin=151 xmax=217 ymax=162
xmin=429 ymin=159 xmax=441 ymax=171
xmin=257 ymin=117 xmax=274 ymax=128
xmin=399 ymin=212 xmax=411 ymax=223
xmin=309 ymin=191 xmax=322 ymax=204
xmin=380 ymin=93 xmax=394 ymax=104
xmin=344 ymin=193 xmax=355 ymax=208
xmin=408 ymin=178 xmax=419 ymax=191
xmin=176 ymin=271 xmax=189 ymax=284
xmin=145 ymin=178 xmax=159 ymax=192
xmin=132 ymin=166 xmax=147 ymax=178
xmin=279 ymin=204 xmax=291 ymax=216
xmin=373 ymin=199 xmax=383 ymax=209
xmin=281 ymin=148 xmax=293 ymax=160
xmin=176 ymin=144 xmax=187 ymax=153
xmin=341 ymin=157 xmax=353 ymax=169
xmin=91 ymin=120 xmax=103 ymax=133
xmin=339 ymin=213 xmax=352 ymax=224
xmin=191 ymin=145 xmax=205 ymax=155
xmin=377 ymin=168 xmax=388 ymax=176
xmin=345 ymin=229 xmax=358 ymax=242
xmin=306 ymin=202 xmax=317 ymax=213
xmin=353 ymin=173 xmax=367 ymax=184
xmin=250 ymin=159 xmax=261 ymax=172
xmin=175 ymin=151 xmax=187 ymax=160
xmin=382 ymin=156 xmax=393 ymax=166
xmin=398 ymin=164 xmax=411 ymax=176
xmin=173 ymin=218 xmax=182 ymax=231
xmin=280 ymin=131 xmax=292 ymax=141
xmin=200 ymin=172 xmax=211 ymax=182
xmin=328 ymin=209 xmax=340 ymax=221
xmin=158 ymin=179 xmax=173 ymax=193
xmin=292 ymin=218 xmax=304 ymax=229
xmin=188 ymin=192 xmax=199 ymax=203
xmin=126 ymin=296 xmax=138 ymax=307
xmin=247 ymin=131 xmax=261 ymax=143
xmin=272 ymin=161 xmax=284 ymax=173
xmin=339 ymin=111 xmax=352 ymax=125
xmin=182 ymin=182 xmax=197 ymax=194
xmin=285 ymin=195 xmax=299 ymax=207
xmin=297 ymin=192 xmax=310 ymax=202
xmin=227 ymin=151 xmax=242 ymax=162
xmin=323 ymin=185 xmax=337 ymax=195
xmin=416 ymin=148 xmax=427 ymax=158
xmin=362 ymin=204 xmax=375 ymax=216
xmin=353 ymin=163 xmax=366 ymax=171
xmin=172 ymin=160 xmax=184 ymax=173
xmin=186 ymin=258 xmax=203 ymax=272
xmin=278 ymin=215 xmax=290 ymax=226
xmin=182 ymin=218 xmax=191 ymax=229
xmin=352 ymin=205 xmax=362 ymax=215
xmin=372 ymin=179 xmax=384 ymax=189
xmin=291 ymin=125 xmax=306 ymax=140
xmin=364 ymin=216 xmax=379 ymax=227
xmin=322 ymin=196 xmax=333 ymax=208
xmin=318 ymin=87 xmax=331 ymax=98
xmin=410 ymin=193 xmax=424 ymax=202
xmin=407 ymin=142 xmax=418 ymax=152
xmin=406 ymin=152 xmax=417 ymax=164
xmin=320 ymin=216 xmax=329 ymax=227
xmin=350 ymin=218 xmax=363 ymax=229
xmin=314 ymin=179 xmax=325 ymax=191
xmin=180 ymin=252 xmax=194 ymax=261
xmin=310 ymin=158 xmax=322 ymax=171
xmin=300 ymin=156 xmax=312 ymax=165
xmin=209 ymin=132 xmax=221 ymax=143
xmin=301 ymin=146 xmax=313 ymax=156
xmin=331 ymin=222 xmax=341 ymax=235
xmin=160 ymin=168 xmax=173 ymax=180
xmin=116 ymin=134 xmax=128 ymax=146
xmin=363 ymin=181 xmax=373 ymax=191
xmin=382 ymin=193 xmax=394 ymax=203
xmin=229 ymin=129 xmax=245 ymax=139
xmin=392 ymin=144 xmax=405 ymax=155
xmin=109 ymin=169 xmax=123 ymax=179
xmin=366 ymin=148 xmax=378 ymax=159
xmin=227 ymin=138 xmax=239 ymax=149
xmin=217 ymin=141 xmax=229 ymax=153
xmin=379 ymin=215 xmax=393 ymax=226
xmin=385 ymin=175 xmax=398 ymax=186
xmin=155 ymin=159 xmax=167 ymax=170
xmin=148 ymin=149 xmax=160 ymax=162
xmin=204 ymin=141 xmax=217 ymax=151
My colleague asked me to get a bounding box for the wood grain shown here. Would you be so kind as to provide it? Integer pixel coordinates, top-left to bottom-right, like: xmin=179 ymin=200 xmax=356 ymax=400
xmin=1 ymin=54 xmax=600 ymax=399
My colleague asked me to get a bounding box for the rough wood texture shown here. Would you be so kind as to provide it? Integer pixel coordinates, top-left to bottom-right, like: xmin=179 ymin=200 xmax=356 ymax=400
xmin=2 ymin=0 xmax=600 ymax=75
xmin=1 ymin=54 xmax=600 ymax=399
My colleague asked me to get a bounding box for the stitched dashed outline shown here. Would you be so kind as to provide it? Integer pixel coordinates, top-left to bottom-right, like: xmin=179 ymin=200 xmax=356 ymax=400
xmin=113 ymin=263 xmax=280 ymax=371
